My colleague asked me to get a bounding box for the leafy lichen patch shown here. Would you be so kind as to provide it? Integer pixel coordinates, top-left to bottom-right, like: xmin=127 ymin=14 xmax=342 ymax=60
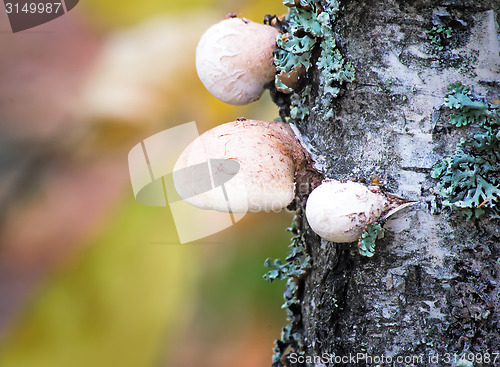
xmin=358 ymin=222 xmax=385 ymax=258
xmin=432 ymin=82 xmax=500 ymax=219
xmin=264 ymin=215 xmax=311 ymax=364
xmin=273 ymin=0 xmax=355 ymax=123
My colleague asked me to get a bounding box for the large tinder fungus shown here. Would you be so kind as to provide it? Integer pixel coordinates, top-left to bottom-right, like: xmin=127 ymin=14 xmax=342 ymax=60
xmin=173 ymin=119 xmax=308 ymax=213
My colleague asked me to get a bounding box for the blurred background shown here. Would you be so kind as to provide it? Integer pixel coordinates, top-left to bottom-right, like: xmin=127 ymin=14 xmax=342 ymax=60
xmin=0 ymin=1 xmax=295 ymax=366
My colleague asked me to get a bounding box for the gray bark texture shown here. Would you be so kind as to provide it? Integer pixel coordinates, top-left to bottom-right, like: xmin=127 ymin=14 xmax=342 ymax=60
xmin=280 ymin=0 xmax=500 ymax=366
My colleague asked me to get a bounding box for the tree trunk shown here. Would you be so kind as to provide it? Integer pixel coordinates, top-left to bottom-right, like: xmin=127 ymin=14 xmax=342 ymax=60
xmin=272 ymin=1 xmax=500 ymax=366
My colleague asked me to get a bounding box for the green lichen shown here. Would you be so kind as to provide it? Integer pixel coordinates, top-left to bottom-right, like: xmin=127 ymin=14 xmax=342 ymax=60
xmin=358 ymin=222 xmax=385 ymax=257
xmin=274 ymin=2 xmax=319 ymax=96
xmin=264 ymin=215 xmax=311 ymax=364
xmin=426 ymin=25 xmax=453 ymax=51
xmin=290 ymin=87 xmax=311 ymax=120
xmin=432 ymin=82 xmax=500 ymax=219
xmin=274 ymin=0 xmax=355 ymax=121
xmin=445 ymin=82 xmax=500 ymax=128
xmin=315 ymin=16 xmax=355 ymax=118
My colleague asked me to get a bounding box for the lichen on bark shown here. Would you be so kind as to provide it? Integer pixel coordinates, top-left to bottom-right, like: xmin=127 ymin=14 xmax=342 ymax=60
xmin=268 ymin=0 xmax=500 ymax=366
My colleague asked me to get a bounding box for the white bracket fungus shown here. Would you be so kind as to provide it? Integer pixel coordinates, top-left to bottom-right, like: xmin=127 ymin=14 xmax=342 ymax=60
xmin=305 ymin=180 xmax=410 ymax=243
xmin=196 ymin=17 xmax=279 ymax=105
xmin=173 ymin=119 xmax=310 ymax=213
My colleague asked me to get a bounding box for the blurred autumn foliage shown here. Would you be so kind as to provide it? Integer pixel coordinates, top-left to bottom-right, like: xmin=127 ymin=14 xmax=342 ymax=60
xmin=0 ymin=1 xmax=294 ymax=366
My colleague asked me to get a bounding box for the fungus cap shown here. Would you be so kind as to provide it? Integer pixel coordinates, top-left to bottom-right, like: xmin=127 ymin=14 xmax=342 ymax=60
xmin=196 ymin=18 xmax=279 ymax=105
xmin=173 ymin=119 xmax=306 ymax=213
xmin=305 ymin=180 xmax=391 ymax=243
